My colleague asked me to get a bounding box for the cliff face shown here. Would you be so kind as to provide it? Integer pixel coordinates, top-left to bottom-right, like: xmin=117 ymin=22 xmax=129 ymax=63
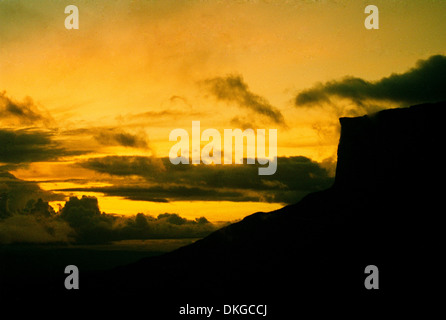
xmin=5 ymin=102 xmax=445 ymax=314
xmin=94 ymin=101 xmax=444 ymax=305
xmin=335 ymin=102 xmax=446 ymax=196
xmin=333 ymin=102 xmax=446 ymax=240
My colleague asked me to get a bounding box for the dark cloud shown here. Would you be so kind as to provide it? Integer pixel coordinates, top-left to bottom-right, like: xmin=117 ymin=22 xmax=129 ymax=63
xmin=0 ymin=214 xmax=74 ymax=244
xmin=0 ymin=92 xmax=90 ymax=162
xmin=0 ymin=128 xmax=81 ymax=163
xmin=77 ymin=156 xmax=165 ymax=177
xmin=93 ymin=128 xmax=149 ymax=149
xmin=0 ymin=194 xmax=224 ymax=244
xmin=116 ymin=212 xmax=220 ymax=241
xmin=0 ymin=91 xmax=52 ymax=126
xmin=203 ymin=75 xmax=286 ymax=126
xmin=56 ymin=196 xmax=223 ymax=244
xmin=0 ymin=172 xmax=73 ymax=243
xmin=295 ymin=55 xmax=446 ymax=113
xmin=66 ymin=156 xmax=333 ymax=204
xmin=62 ymin=127 xmax=150 ymax=150
xmin=57 ymin=185 xmax=260 ymax=203
xmin=0 ymin=172 xmax=64 ymax=215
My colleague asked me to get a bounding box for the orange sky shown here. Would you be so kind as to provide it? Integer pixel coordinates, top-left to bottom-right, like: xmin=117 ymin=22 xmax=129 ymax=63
xmin=1 ymin=0 xmax=445 ymax=221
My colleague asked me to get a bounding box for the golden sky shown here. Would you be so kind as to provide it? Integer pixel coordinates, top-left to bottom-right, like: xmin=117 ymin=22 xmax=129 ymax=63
xmin=1 ymin=0 xmax=445 ymax=221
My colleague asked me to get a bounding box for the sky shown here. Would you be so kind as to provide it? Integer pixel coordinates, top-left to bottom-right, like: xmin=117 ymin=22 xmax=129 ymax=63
xmin=1 ymin=0 xmax=445 ymax=239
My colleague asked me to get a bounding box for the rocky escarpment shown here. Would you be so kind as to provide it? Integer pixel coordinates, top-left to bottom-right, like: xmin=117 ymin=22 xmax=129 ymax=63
xmin=5 ymin=101 xmax=445 ymax=316
xmin=334 ymin=102 xmax=445 ymax=246
xmin=335 ymin=102 xmax=445 ymax=196
xmin=85 ymin=101 xmax=445 ymax=313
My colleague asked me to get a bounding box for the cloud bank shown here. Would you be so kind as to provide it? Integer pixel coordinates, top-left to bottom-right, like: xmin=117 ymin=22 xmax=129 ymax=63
xmin=295 ymin=55 xmax=446 ymax=114
xmin=0 ymin=172 xmax=64 ymax=215
xmin=58 ymin=156 xmax=334 ymax=205
xmin=0 ymin=129 xmax=77 ymax=164
xmin=0 ymin=214 xmax=74 ymax=244
xmin=0 ymin=195 xmax=225 ymax=244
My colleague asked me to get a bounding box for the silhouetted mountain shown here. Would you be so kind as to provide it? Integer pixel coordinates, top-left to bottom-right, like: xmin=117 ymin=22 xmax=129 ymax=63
xmin=82 ymin=101 xmax=444 ymax=315
xmin=4 ymin=102 xmax=445 ymax=317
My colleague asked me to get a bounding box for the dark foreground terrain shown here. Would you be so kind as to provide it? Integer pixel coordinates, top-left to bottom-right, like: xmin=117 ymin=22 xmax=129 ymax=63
xmin=2 ymin=102 xmax=445 ymax=317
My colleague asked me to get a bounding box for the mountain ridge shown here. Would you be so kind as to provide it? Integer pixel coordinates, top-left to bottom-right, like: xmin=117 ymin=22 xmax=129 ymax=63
xmin=91 ymin=101 xmax=445 ymax=312
xmin=5 ymin=101 xmax=445 ymax=316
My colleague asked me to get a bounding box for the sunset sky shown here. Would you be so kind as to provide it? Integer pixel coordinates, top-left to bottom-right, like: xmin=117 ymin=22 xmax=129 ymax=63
xmin=1 ymin=0 xmax=445 ymax=223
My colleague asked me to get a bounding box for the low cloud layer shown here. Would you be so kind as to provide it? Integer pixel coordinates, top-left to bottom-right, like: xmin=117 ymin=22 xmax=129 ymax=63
xmin=0 ymin=195 xmax=225 ymax=244
xmin=0 ymin=172 xmax=64 ymax=215
xmin=203 ymin=75 xmax=286 ymax=126
xmin=295 ymin=55 xmax=446 ymax=114
xmin=0 ymin=214 xmax=74 ymax=244
xmin=60 ymin=156 xmax=334 ymax=204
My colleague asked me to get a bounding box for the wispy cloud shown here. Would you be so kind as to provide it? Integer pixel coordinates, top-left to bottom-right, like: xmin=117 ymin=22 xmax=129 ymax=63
xmin=93 ymin=128 xmax=149 ymax=149
xmin=203 ymin=75 xmax=286 ymax=126
xmin=0 ymin=91 xmax=53 ymax=126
